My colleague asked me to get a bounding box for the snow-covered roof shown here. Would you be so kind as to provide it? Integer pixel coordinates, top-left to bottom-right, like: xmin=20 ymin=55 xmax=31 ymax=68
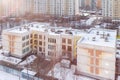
xmin=86 ymin=17 xmax=96 ymax=25
xmin=3 ymin=22 xmax=86 ymax=36
xmin=19 ymin=55 xmax=37 ymax=65
xmin=0 ymin=50 xmax=21 ymax=65
xmin=78 ymin=28 xmax=117 ymax=48
xmin=9 ymin=28 xmax=28 ymax=34
xmin=48 ymin=63 xmax=95 ymax=80
xmin=21 ymin=69 xmax=37 ymax=76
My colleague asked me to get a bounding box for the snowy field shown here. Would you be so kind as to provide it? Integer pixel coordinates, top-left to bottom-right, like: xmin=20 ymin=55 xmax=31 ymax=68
xmin=0 ymin=71 xmax=26 ymax=80
xmin=48 ymin=63 xmax=95 ymax=80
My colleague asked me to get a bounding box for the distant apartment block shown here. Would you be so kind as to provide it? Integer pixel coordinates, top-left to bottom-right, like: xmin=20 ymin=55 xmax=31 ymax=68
xmin=79 ymin=0 xmax=101 ymax=10
xmin=0 ymin=0 xmax=26 ymax=17
xmin=0 ymin=0 xmax=79 ymax=17
xmin=33 ymin=0 xmax=79 ymax=16
xmin=102 ymin=0 xmax=120 ymax=20
xmin=77 ymin=28 xmax=117 ymax=80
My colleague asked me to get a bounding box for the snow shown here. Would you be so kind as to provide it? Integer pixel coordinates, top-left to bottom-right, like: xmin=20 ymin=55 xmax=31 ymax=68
xmin=9 ymin=28 xmax=28 ymax=34
xmin=61 ymin=59 xmax=70 ymax=68
xmin=116 ymin=49 xmax=120 ymax=58
xmin=0 ymin=71 xmax=26 ymax=80
xmin=86 ymin=17 xmax=96 ymax=25
xmin=48 ymin=63 xmax=94 ymax=80
xmin=0 ymin=50 xmax=21 ymax=64
xmin=79 ymin=29 xmax=117 ymax=48
xmin=4 ymin=22 xmax=86 ymax=37
xmin=21 ymin=69 xmax=36 ymax=76
xmin=117 ymin=39 xmax=120 ymax=48
xmin=19 ymin=55 xmax=37 ymax=65
xmin=95 ymin=25 xmax=100 ymax=28
xmin=118 ymin=76 xmax=120 ymax=80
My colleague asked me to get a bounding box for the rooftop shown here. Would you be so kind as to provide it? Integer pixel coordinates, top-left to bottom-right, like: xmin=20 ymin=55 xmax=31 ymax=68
xmin=3 ymin=22 xmax=87 ymax=36
xmin=79 ymin=28 xmax=117 ymax=48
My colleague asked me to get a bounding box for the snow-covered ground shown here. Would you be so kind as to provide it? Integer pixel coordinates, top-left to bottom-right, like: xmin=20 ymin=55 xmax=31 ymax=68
xmin=86 ymin=17 xmax=96 ymax=25
xmin=0 ymin=71 xmax=26 ymax=80
xmin=118 ymin=76 xmax=120 ymax=80
xmin=48 ymin=63 xmax=95 ymax=80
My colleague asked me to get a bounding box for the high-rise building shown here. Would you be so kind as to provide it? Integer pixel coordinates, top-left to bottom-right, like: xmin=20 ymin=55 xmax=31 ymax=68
xmin=33 ymin=0 xmax=79 ymax=16
xmin=79 ymin=0 xmax=101 ymax=11
xmin=0 ymin=0 xmax=79 ymax=17
xmin=96 ymin=0 xmax=102 ymax=9
xmin=102 ymin=0 xmax=120 ymax=19
xmin=0 ymin=0 xmax=3 ymax=16
xmin=112 ymin=0 xmax=120 ymax=20
xmin=0 ymin=0 xmax=25 ymax=17
xmin=102 ymin=0 xmax=112 ymax=18
xmin=24 ymin=0 xmax=34 ymax=14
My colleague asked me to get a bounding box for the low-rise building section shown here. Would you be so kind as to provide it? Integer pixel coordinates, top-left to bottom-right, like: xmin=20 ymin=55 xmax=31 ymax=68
xmin=2 ymin=22 xmax=84 ymax=60
xmin=77 ymin=28 xmax=117 ymax=80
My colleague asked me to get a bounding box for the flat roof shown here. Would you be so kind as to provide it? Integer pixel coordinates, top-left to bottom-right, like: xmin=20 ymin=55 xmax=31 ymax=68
xmin=21 ymin=69 xmax=37 ymax=76
xmin=9 ymin=28 xmax=28 ymax=34
xmin=0 ymin=50 xmax=22 ymax=65
xmin=3 ymin=22 xmax=86 ymax=36
xmin=79 ymin=28 xmax=117 ymax=48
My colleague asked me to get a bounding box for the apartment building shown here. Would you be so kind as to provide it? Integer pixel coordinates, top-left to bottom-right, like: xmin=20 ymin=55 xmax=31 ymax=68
xmin=33 ymin=0 xmax=79 ymax=16
xmin=102 ymin=0 xmax=112 ymax=18
xmin=0 ymin=0 xmax=79 ymax=17
xmin=96 ymin=0 xmax=102 ymax=9
xmin=102 ymin=0 xmax=120 ymax=19
xmin=79 ymin=0 xmax=101 ymax=10
xmin=24 ymin=0 xmax=34 ymax=14
xmin=112 ymin=0 xmax=120 ymax=20
xmin=2 ymin=23 xmax=83 ymax=60
xmin=0 ymin=0 xmax=3 ymax=16
xmin=77 ymin=29 xmax=117 ymax=80
xmin=0 ymin=0 xmax=26 ymax=17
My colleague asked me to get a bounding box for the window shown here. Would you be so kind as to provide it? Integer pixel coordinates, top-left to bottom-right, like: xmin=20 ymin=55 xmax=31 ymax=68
xmin=26 ymin=35 xmax=29 ymax=39
xmin=34 ymin=34 xmax=38 ymax=38
xmin=31 ymin=45 xmax=32 ymax=49
xmin=48 ymin=51 xmax=54 ymax=56
xmin=26 ymin=41 xmax=29 ymax=45
xmin=68 ymin=39 xmax=72 ymax=44
xmin=68 ymin=46 xmax=72 ymax=51
xmin=62 ymin=38 xmax=66 ymax=43
xmin=39 ymin=35 xmax=42 ymax=39
xmin=31 ymin=34 xmax=32 ymax=38
xmin=44 ymin=36 xmax=45 ymax=40
xmin=22 ymin=49 xmax=25 ymax=54
xmin=48 ymin=45 xmax=55 ymax=50
xmin=39 ymin=41 xmax=42 ymax=45
xmin=22 ymin=43 xmax=25 ymax=47
xmin=48 ymin=38 xmax=56 ymax=43
xmin=62 ymin=45 xmax=66 ymax=50
xmin=43 ymin=48 xmax=45 ymax=52
xmin=22 ymin=36 xmax=25 ymax=41
xmin=34 ymin=40 xmax=38 ymax=45
xmin=26 ymin=47 xmax=29 ymax=52
xmin=39 ymin=47 xmax=42 ymax=51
